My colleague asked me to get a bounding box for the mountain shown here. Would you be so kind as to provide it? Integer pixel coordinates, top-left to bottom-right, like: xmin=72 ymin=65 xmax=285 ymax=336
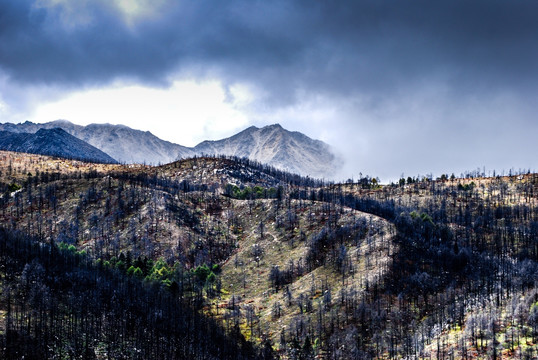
xmin=0 ymin=128 xmax=117 ymax=163
xmin=0 ymin=121 xmax=340 ymax=177
xmin=0 ymin=120 xmax=194 ymax=165
xmin=193 ymin=124 xmax=341 ymax=178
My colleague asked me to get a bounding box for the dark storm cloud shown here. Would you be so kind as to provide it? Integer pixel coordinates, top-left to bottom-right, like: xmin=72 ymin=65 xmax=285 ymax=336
xmin=2 ymin=0 xmax=538 ymax=180
xmin=2 ymin=0 xmax=538 ymax=96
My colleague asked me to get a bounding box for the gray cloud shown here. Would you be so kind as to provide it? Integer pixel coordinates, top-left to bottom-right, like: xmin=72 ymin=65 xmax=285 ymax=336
xmin=1 ymin=0 xmax=538 ymax=180
xmin=2 ymin=1 xmax=537 ymax=91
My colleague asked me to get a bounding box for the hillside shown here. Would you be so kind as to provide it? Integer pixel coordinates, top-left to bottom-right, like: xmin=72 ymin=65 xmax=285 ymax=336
xmin=0 ymin=152 xmax=537 ymax=359
xmin=0 ymin=128 xmax=117 ymax=164
xmin=0 ymin=228 xmax=263 ymax=359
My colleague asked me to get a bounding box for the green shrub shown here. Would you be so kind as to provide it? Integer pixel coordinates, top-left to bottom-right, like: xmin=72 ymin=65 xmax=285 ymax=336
xmin=207 ymin=272 xmax=216 ymax=283
xmin=115 ymin=260 xmax=126 ymax=271
xmin=8 ymin=183 xmax=21 ymax=192
xmin=126 ymin=265 xmax=136 ymax=276
xmin=193 ymin=264 xmax=211 ymax=283
xmin=133 ymin=267 xmax=144 ymax=278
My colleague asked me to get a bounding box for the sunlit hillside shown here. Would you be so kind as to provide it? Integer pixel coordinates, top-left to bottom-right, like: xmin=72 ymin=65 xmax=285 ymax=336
xmin=0 ymin=151 xmax=537 ymax=359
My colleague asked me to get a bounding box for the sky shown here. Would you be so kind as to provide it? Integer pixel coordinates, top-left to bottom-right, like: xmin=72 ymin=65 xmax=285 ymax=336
xmin=1 ymin=0 xmax=538 ymax=182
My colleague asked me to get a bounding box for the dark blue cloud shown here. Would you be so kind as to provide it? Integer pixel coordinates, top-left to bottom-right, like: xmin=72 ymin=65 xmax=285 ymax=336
xmin=2 ymin=0 xmax=538 ymax=181
xmin=1 ymin=0 xmax=537 ymax=96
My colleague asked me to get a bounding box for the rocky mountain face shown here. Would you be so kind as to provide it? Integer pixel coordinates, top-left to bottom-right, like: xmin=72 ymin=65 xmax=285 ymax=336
xmin=0 ymin=128 xmax=117 ymax=163
xmin=0 ymin=121 xmax=341 ymax=177
xmin=0 ymin=120 xmax=193 ymax=165
xmin=194 ymin=124 xmax=341 ymax=178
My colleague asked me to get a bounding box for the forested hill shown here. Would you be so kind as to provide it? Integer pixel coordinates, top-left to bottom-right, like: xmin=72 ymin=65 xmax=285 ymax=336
xmin=0 ymin=228 xmax=267 ymax=359
xmin=0 ymin=151 xmax=537 ymax=359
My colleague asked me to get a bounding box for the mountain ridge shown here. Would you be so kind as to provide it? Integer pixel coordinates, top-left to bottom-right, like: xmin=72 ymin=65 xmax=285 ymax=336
xmin=193 ymin=123 xmax=340 ymax=178
xmin=0 ymin=120 xmax=341 ymax=177
xmin=0 ymin=120 xmax=194 ymax=165
xmin=0 ymin=128 xmax=118 ymax=163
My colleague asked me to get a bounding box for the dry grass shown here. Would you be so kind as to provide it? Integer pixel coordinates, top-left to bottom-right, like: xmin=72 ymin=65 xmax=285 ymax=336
xmin=214 ymin=199 xmax=395 ymax=346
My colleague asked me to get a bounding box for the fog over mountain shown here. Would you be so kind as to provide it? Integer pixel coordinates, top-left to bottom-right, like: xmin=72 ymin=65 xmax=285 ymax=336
xmin=0 ymin=121 xmax=341 ymax=178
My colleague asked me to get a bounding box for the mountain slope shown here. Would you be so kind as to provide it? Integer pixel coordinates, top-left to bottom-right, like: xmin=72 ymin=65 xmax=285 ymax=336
xmin=0 ymin=152 xmax=537 ymax=358
xmin=0 ymin=128 xmax=117 ymax=163
xmin=0 ymin=151 xmax=390 ymax=355
xmin=194 ymin=124 xmax=341 ymax=178
xmin=0 ymin=120 xmax=194 ymax=165
xmin=0 ymin=121 xmax=341 ymax=177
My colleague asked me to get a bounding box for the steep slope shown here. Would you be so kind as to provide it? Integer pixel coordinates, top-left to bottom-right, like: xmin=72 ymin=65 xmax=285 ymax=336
xmin=0 ymin=128 xmax=117 ymax=163
xmin=0 ymin=120 xmax=194 ymax=165
xmin=0 ymin=228 xmax=263 ymax=360
xmin=76 ymin=123 xmax=195 ymax=165
xmin=0 ymin=152 xmax=393 ymax=356
xmin=0 ymin=121 xmax=341 ymax=177
xmin=194 ymin=124 xmax=341 ymax=178
xmin=1 ymin=152 xmax=538 ymax=358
